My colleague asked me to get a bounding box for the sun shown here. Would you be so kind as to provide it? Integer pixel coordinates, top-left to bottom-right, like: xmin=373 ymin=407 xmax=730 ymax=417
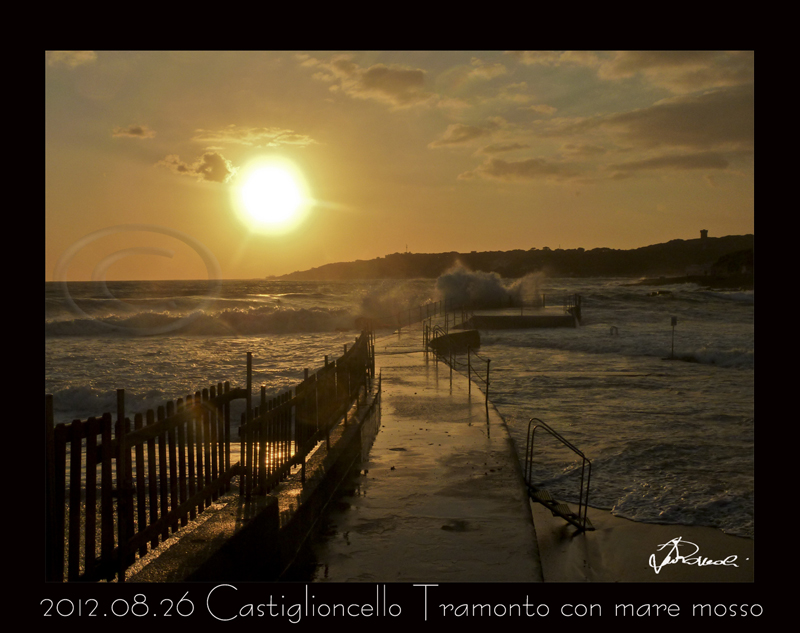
xmin=235 ymin=160 xmax=310 ymax=233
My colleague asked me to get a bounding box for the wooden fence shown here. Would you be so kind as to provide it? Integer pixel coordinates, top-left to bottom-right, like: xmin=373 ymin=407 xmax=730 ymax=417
xmin=45 ymin=330 xmax=375 ymax=583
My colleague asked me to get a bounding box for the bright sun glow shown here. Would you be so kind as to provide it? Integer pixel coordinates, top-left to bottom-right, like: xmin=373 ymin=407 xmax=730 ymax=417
xmin=235 ymin=161 xmax=310 ymax=233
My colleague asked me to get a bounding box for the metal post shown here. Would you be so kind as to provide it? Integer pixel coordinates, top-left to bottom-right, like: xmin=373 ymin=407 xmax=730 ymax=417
xmin=467 ymin=346 xmax=471 ymax=394
xmin=671 ymin=316 xmax=677 ymax=359
xmin=485 ymin=359 xmax=491 ymax=408
xmin=246 ymin=353 xmax=253 ymax=420
xmin=45 ymin=395 xmax=58 ymax=581
xmin=116 ymin=388 xmax=128 ymax=582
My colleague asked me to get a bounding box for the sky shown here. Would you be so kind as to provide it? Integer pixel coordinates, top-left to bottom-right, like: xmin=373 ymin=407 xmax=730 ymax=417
xmin=45 ymin=51 xmax=754 ymax=281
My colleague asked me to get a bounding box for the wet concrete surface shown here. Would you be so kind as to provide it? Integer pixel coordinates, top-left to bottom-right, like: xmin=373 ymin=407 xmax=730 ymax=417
xmin=286 ymin=332 xmax=543 ymax=583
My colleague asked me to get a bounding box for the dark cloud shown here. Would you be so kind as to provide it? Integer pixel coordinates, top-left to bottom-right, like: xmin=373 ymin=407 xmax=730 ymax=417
xmin=604 ymin=85 xmax=754 ymax=150
xmin=547 ymin=84 xmax=754 ymax=152
xmin=305 ymin=55 xmax=433 ymax=108
xmin=459 ymin=157 xmax=580 ymax=181
xmin=157 ymin=152 xmax=236 ymax=183
xmin=112 ymin=125 xmax=156 ymax=139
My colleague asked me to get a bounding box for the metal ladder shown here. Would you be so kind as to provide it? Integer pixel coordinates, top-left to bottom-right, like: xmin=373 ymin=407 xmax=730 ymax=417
xmin=524 ymin=418 xmax=594 ymax=532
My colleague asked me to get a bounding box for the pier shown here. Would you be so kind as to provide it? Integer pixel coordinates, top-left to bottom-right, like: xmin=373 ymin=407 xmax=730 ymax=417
xmin=294 ymin=329 xmax=543 ymax=581
xmin=44 ymin=318 xmax=544 ymax=583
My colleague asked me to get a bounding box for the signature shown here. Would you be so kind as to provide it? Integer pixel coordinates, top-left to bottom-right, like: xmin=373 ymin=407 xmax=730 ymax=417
xmin=649 ymin=537 xmax=739 ymax=574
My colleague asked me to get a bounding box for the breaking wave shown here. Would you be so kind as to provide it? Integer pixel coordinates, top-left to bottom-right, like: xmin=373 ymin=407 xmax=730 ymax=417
xmin=45 ymin=305 xmax=358 ymax=337
xmin=435 ymin=262 xmax=545 ymax=307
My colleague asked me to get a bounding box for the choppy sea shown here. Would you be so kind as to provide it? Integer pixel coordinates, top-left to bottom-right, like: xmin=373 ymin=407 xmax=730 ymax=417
xmin=45 ymin=270 xmax=754 ymax=538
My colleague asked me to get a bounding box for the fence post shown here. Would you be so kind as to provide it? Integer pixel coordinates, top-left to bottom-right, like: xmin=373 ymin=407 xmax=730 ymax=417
xmin=301 ymin=369 xmax=309 ymax=484
xmin=485 ymin=359 xmax=491 ymax=409
xmin=259 ymin=385 xmax=267 ymax=494
xmin=203 ymin=388 xmax=215 ymax=503
xmin=449 ymin=343 xmax=453 ymax=385
xmin=116 ymin=389 xmax=130 ymax=582
xmin=245 ymin=353 xmax=253 ymax=499
xmin=246 ymin=353 xmax=253 ymax=416
xmin=45 ymin=395 xmax=60 ymax=581
xmin=133 ymin=412 xmax=148 ymax=549
xmin=467 ymin=347 xmax=471 ymax=394
xmin=165 ymin=399 xmax=180 ymax=521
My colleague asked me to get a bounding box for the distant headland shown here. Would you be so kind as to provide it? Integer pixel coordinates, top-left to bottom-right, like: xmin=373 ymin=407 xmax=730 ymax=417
xmin=273 ymin=232 xmax=754 ymax=289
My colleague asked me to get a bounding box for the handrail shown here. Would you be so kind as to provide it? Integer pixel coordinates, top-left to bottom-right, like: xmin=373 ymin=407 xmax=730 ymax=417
xmin=524 ymin=417 xmax=592 ymax=532
xmin=426 ymin=322 xmax=491 ymax=408
xmin=564 ymin=293 xmax=582 ymax=323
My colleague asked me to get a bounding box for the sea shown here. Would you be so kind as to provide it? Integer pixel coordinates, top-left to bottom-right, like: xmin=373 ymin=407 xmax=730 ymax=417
xmin=45 ymin=270 xmax=754 ymax=539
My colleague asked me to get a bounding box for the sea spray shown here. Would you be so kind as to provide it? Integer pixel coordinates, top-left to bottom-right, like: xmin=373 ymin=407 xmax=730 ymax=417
xmin=435 ymin=262 xmax=545 ymax=307
xmin=357 ymin=279 xmax=436 ymax=321
xmin=508 ymin=271 xmax=546 ymax=304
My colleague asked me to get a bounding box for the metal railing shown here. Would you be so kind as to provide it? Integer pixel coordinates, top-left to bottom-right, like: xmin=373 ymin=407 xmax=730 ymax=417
xmin=564 ymin=293 xmax=582 ymax=323
xmin=425 ymin=323 xmax=491 ymax=409
xmin=524 ymin=417 xmax=592 ymax=532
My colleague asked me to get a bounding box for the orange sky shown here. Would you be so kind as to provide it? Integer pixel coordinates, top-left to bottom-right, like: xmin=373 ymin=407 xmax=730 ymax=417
xmin=45 ymin=51 xmax=754 ymax=281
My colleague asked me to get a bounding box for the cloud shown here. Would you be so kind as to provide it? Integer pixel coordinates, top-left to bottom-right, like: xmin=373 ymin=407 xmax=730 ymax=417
xmin=546 ymin=84 xmax=754 ymax=152
xmin=605 ymin=85 xmax=753 ymax=150
xmin=191 ymin=125 xmax=317 ymax=148
xmin=597 ymin=50 xmax=754 ymax=93
xmin=609 ymin=151 xmax=730 ymax=173
xmin=527 ymin=104 xmax=557 ymax=116
xmin=506 ymin=50 xmax=600 ymax=68
xmin=506 ymin=50 xmax=753 ymax=95
xmin=459 ymin=157 xmax=580 ymax=182
xmin=488 ymin=82 xmax=539 ymax=106
xmin=351 ymin=64 xmax=431 ymax=106
xmin=561 ymin=143 xmax=608 ymax=157
xmin=467 ymin=57 xmax=509 ymax=80
xmin=157 ymin=152 xmax=236 ymax=183
xmin=436 ymin=97 xmax=472 ymax=114
xmin=46 ymin=51 xmax=97 ymax=68
xmin=480 ymin=142 xmax=531 ymax=154
xmin=112 ymin=125 xmax=156 ymax=139
xmin=303 ymin=55 xmax=434 ymax=108
xmin=429 ymin=123 xmax=492 ymax=148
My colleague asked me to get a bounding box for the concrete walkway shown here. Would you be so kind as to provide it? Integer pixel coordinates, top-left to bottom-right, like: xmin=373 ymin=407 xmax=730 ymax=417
xmin=298 ymin=329 xmax=543 ymax=582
